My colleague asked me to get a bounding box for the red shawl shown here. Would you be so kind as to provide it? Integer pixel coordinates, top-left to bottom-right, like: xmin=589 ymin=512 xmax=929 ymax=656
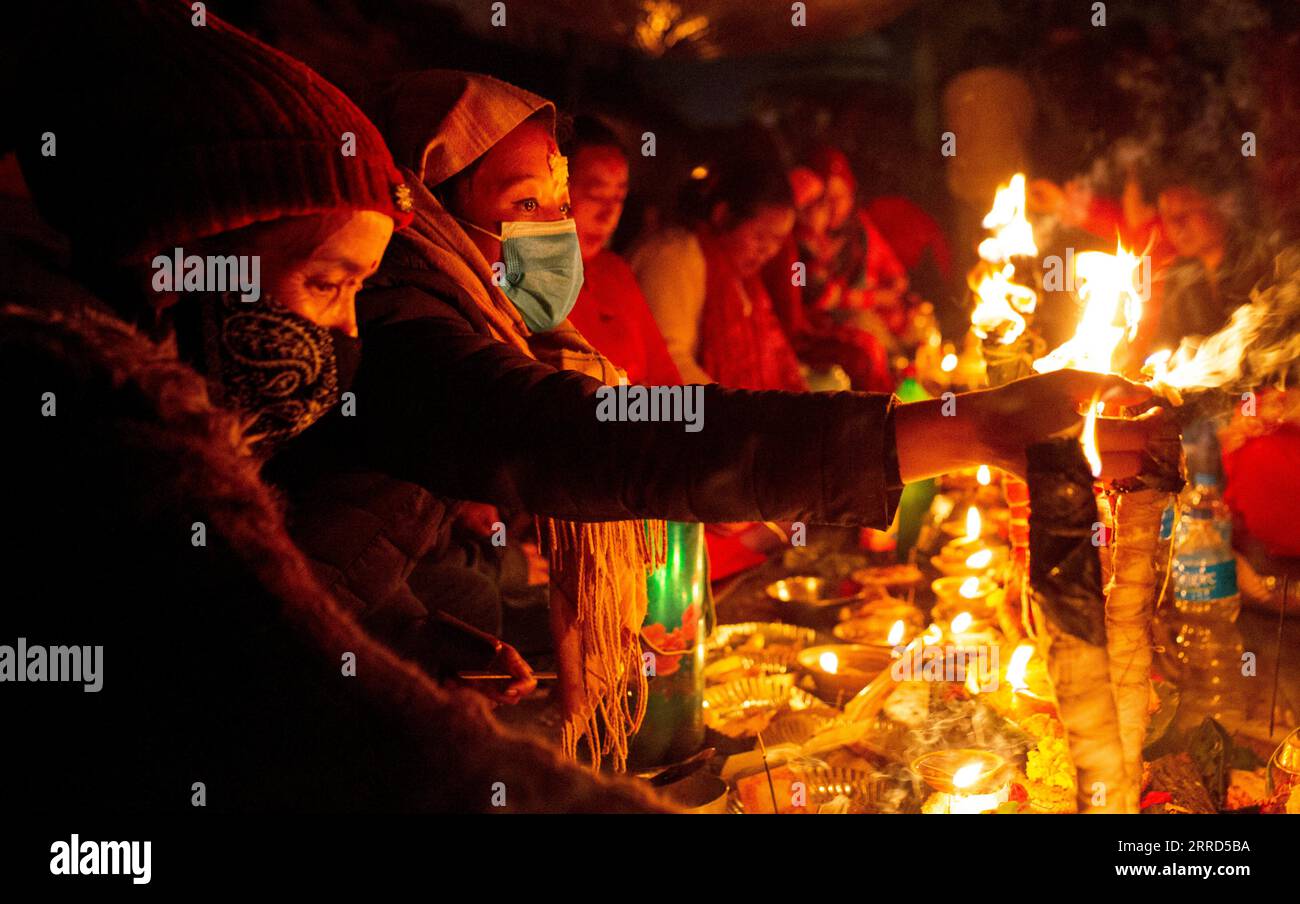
xmin=695 ymin=226 xmax=806 ymax=392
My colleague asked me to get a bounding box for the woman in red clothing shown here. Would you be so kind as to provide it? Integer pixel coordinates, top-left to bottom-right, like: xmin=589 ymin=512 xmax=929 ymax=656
xmin=631 ymin=151 xmax=806 ymax=393
xmin=630 ymin=149 xmax=806 ymax=577
xmin=763 ymin=165 xmax=897 ymax=392
xmin=565 ymin=116 xmax=682 ymax=387
xmin=804 ymin=146 xmax=911 ymax=332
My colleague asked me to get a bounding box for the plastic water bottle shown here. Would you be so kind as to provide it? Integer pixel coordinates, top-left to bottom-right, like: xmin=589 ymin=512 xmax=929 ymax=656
xmin=1168 ymin=473 xmax=1247 ymax=730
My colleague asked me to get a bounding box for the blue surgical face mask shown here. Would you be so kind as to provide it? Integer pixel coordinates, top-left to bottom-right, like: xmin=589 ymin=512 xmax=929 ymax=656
xmin=460 ymin=217 xmax=584 ymax=332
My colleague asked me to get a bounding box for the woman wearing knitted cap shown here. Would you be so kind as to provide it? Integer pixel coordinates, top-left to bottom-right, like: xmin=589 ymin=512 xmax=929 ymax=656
xmin=16 ymin=0 xmax=414 ymax=452
xmin=4 ymin=1 xmax=677 ymax=813
xmin=281 ymin=69 xmax=1166 ymax=773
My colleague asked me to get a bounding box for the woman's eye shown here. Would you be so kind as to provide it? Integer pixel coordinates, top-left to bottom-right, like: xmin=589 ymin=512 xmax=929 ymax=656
xmin=518 ymin=199 xmax=538 ymax=213
xmin=559 ymin=203 xmax=572 ymax=216
xmin=307 ymin=280 xmax=340 ymax=295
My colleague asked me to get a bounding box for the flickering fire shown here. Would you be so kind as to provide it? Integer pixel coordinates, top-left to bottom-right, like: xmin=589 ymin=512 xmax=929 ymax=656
xmin=941 ymin=353 xmax=958 ymax=372
xmin=1146 ymin=301 xmax=1273 ymax=392
xmin=1006 ymin=643 xmax=1034 ymax=692
xmin=1081 ymin=393 xmax=1103 ymax=478
xmin=978 ymin=174 xmax=1038 ymax=263
xmin=951 ymin=611 xmax=974 ymax=634
xmin=819 ymin=651 xmax=839 ymax=675
xmin=1034 ymin=243 xmax=1145 ymax=375
xmin=970 ymin=174 xmax=1039 ymax=345
xmin=887 ymin=620 xmax=906 ymax=647
xmin=923 ymin=624 xmax=943 ymax=645
xmin=965 ymin=506 xmax=981 ymax=541
xmin=971 ymin=263 xmax=1038 ymax=345
xmin=965 ymin=548 xmax=994 ymax=570
xmin=958 ymin=577 xmax=982 ymax=600
xmin=976 ymin=465 xmax=992 ymax=486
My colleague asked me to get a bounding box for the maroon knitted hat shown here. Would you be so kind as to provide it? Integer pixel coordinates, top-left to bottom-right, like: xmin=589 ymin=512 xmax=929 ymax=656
xmin=17 ymin=0 xmax=413 ymax=262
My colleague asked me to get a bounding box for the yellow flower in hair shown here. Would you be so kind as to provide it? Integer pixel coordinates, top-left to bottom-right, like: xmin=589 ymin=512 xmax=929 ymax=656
xmin=548 ymin=152 xmax=569 ymax=192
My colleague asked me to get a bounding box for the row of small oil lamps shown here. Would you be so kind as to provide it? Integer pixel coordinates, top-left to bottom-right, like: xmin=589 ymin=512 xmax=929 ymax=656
xmin=805 ymin=475 xmax=1056 ymax=812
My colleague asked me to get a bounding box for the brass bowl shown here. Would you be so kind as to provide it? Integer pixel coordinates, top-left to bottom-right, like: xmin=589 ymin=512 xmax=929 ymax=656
xmin=765 ymin=576 xmax=867 ymax=624
xmin=833 ymin=608 xmax=924 ymax=646
xmin=911 ymin=749 xmax=1011 ymax=795
xmin=798 ymin=644 xmax=895 ymax=699
xmin=931 ymin=575 xmax=999 ymax=610
xmin=701 ymin=675 xmax=830 ymax=739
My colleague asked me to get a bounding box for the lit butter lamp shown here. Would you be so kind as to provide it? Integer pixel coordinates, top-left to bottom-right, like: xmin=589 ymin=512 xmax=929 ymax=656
xmin=833 ymin=609 xmax=922 ymax=646
xmin=944 ymin=609 xmax=999 ymax=647
xmin=984 ymin=643 xmax=1058 ymax=720
xmin=934 ymin=507 xmax=1006 ymax=577
xmin=914 ymin=750 xmax=1012 ymax=814
xmin=798 ymin=644 xmax=894 ymax=702
xmin=932 ymin=574 xmax=999 ymax=619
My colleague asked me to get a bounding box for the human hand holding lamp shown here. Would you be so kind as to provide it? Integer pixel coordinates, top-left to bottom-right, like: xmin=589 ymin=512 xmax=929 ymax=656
xmin=894 ymin=368 xmax=1159 ymax=485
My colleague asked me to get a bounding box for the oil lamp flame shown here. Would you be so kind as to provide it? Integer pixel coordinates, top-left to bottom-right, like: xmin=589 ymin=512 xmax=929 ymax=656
xmin=951 ymin=611 xmax=974 ymax=633
xmin=964 ymin=506 xmax=981 ymax=542
xmin=976 ymin=465 xmax=992 ymax=486
xmin=965 ymin=548 xmax=994 ymax=570
xmin=940 ymin=353 xmax=958 ymax=372
xmin=952 ymin=762 xmax=984 ymax=790
xmin=818 ymin=651 xmax=839 ymax=675
xmin=958 ymin=577 xmax=982 ymax=600
xmin=887 ymin=620 xmax=906 ymax=647
xmin=1006 ymin=643 xmax=1034 ymax=692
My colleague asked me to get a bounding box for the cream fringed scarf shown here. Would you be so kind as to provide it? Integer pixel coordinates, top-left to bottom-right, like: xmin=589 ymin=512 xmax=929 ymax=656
xmin=383 ymin=174 xmax=666 ymax=771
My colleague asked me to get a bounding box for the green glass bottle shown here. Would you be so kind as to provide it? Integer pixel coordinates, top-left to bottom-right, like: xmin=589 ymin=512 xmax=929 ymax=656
xmin=894 ymin=376 xmax=936 ymax=561
xmin=628 ymin=521 xmax=713 ymax=769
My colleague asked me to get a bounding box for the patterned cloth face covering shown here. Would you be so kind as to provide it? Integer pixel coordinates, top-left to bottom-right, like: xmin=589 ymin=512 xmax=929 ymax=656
xmin=198 ymin=292 xmax=358 ymax=451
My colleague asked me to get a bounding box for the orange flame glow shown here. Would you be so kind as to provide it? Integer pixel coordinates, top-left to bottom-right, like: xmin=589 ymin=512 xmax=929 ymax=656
xmin=1034 ymin=243 xmax=1145 ymax=375
xmin=1006 ymin=643 xmax=1034 ymax=692
xmin=970 ymin=174 xmax=1039 ymax=345
xmin=1081 ymin=394 xmax=1103 ymax=478
xmin=887 ymin=620 xmax=906 ymax=647
xmin=952 ymin=762 xmax=984 ymax=790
